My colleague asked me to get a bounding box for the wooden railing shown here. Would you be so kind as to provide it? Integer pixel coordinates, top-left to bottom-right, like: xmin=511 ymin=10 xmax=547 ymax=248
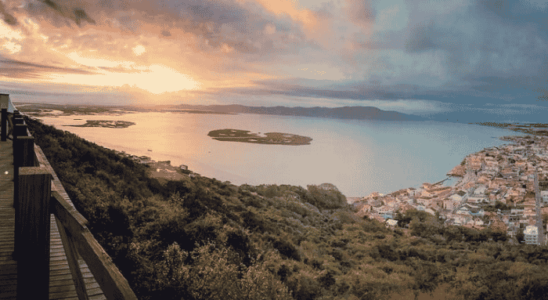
xmin=2 ymin=99 xmax=137 ymax=300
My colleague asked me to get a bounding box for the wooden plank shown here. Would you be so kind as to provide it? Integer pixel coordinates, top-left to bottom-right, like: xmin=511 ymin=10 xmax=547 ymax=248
xmin=51 ymin=272 xmax=95 ymax=282
xmin=50 ymin=268 xmax=93 ymax=278
xmin=49 ymin=282 xmax=100 ymax=295
xmin=50 ymin=277 xmax=97 ymax=288
xmin=55 ymin=216 xmax=89 ymax=300
xmin=0 ymin=274 xmax=16 ymax=281
xmin=0 ymin=138 xmax=15 ymax=300
xmin=0 ymin=263 xmax=16 ymax=275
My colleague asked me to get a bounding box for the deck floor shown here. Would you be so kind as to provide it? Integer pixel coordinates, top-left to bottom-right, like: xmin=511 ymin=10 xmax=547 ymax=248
xmin=0 ymin=139 xmax=106 ymax=300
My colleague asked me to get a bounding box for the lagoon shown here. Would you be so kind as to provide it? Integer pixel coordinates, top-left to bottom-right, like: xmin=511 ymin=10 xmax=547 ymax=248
xmin=37 ymin=112 xmax=518 ymax=197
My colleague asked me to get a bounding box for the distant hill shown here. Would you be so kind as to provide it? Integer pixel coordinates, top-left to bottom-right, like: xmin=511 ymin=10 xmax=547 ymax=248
xmin=176 ymin=104 xmax=424 ymax=121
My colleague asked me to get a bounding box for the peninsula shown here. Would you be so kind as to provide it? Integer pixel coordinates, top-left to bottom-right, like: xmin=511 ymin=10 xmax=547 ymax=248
xmin=208 ymin=129 xmax=312 ymax=145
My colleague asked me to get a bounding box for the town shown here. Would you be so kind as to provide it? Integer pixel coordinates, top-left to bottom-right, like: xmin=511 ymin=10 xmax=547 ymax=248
xmin=353 ymin=134 xmax=548 ymax=246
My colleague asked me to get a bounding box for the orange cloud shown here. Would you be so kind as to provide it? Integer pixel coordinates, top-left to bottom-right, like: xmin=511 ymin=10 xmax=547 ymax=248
xmin=238 ymin=0 xmax=326 ymax=37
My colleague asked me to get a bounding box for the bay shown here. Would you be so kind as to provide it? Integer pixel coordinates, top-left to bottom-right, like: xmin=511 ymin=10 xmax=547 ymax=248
xmin=37 ymin=112 xmax=518 ymax=197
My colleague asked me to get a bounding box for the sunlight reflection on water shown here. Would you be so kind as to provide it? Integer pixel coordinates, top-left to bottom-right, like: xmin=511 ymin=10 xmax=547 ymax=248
xmin=38 ymin=112 xmax=518 ymax=197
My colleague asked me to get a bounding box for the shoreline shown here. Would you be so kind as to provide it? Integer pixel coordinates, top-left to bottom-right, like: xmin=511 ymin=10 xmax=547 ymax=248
xmin=356 ymin=133 xmax=547 ymax=241
xmin=29 ymin=110 xmax=519 ymax=197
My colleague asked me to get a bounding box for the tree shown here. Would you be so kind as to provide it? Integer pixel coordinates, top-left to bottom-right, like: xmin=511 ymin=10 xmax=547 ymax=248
xmin=516 ymin=228 xmax=525 ymax=244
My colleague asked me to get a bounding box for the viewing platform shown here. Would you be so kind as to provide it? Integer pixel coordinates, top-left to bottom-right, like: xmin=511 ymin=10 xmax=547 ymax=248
xmin=0 ymin=94 xmax=136 ymax=300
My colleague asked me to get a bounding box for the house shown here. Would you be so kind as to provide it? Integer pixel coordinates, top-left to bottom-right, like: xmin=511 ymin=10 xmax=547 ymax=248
xmin=456 ymin=207 xmax=470 ymax=215
xmin=421 ymin=190 xmax=434 ymax=198
xmin=541 ymin=191 xmax=548 ymax=205
xmin=523 ymin=209 xmax=536 ymax=218
xmin=425 ymin=208 xmax=436 ymax=215
xmin=443 ymin=200 xmax=454 ymax=210
xmin=524 ymin=225 xmax=539 ymax=245
xmin=376 ymin=206 xmax=393 ymax=219
xmin=401 ymin=195 xmax=412 ymax=204
xmin=514 ymin=147 xmax=526 ymax=155
xmin=474 ymin=185 xmax=488 ymax=195
xmin=468 ymin=196 xmax=488 ymax=204
xmin=422 ymin=183 xmax=433 ymax=190
xmin=357 ymin=205 xmax=372 ymax=216
xmin=450 ymin=191 xmax=468 ymax=203
xmin=501 ymin=169 xmax=519 ymax=179
xmin=416 ymin=197 xmax=432 ymax=206
xmin=386 ymin=219 xmax=398 ymax=227
xmin=467 ymin=156 xmax=482 ymax=172
xmin=511 ymin=208 xmax=524 ymax=216
xmin=407 ymin=188 xmax=418 ymax=197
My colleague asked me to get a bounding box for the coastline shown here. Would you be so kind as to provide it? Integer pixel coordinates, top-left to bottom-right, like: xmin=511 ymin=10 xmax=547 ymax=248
xmin=355 ymin=133 xmax=548 ymax=242
xmin=29 ymin=110 xmax=518 ymax=197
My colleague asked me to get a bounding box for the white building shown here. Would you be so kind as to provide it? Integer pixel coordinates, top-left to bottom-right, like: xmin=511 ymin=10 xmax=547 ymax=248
xmin=474 ymin=185 xmax=488 ymax=195
xmin=524 ymin=225 xmax=539 ymax=245
xmin=443 ymin=200 xmax=454 ymax=210
xmin=386 ymin=219 xmax=398 ymax=227
xmin=541 ymin=191 xmax=548 ymax=205
xmin=467 ymin=196 xmax=488 ymax=204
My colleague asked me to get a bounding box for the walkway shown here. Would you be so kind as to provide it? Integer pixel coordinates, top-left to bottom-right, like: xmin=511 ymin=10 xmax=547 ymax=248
xmin=0 ymin=139 xmax=106 ymax=300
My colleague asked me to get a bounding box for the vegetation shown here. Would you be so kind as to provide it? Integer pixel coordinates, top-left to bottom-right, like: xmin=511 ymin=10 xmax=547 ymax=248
xmin=26 ymin=117 xmax=548 ymax=300
xmin=66 ymin=120 xmax=135 ymax=128
xmin=208 ymin=129 xmax=312 ymax=145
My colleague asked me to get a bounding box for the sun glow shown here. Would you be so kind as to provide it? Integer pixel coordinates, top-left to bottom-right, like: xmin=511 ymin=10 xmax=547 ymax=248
xmin=49 ymin=63 xmax=200 ymax=94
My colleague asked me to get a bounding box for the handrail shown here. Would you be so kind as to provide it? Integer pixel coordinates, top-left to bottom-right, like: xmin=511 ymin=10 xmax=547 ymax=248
xmin=51 ymin=192 xmax=137 ymax=300
xmin=4 ymin=94 xmax=137 ymax=300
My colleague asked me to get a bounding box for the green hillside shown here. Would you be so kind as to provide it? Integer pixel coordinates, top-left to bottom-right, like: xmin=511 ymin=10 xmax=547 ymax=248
xmin=25 ymin=117 xmax=548 ymax=300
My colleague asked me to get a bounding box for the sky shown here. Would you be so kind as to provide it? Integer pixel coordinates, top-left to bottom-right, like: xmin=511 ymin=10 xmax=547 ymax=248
xmin=1 ymin=0 xmax=548 ymax=122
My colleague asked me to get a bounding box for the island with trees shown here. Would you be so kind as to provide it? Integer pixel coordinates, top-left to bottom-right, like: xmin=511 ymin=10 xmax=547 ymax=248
xmin=208 ymin=129 xmax=312 ymax=145
xmin=65 ymin=120 xmax=136 ymax=128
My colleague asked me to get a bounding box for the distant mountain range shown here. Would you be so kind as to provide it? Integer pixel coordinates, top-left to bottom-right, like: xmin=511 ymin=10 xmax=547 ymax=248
xmin=175 ymin=104 xmax=424 ymax=121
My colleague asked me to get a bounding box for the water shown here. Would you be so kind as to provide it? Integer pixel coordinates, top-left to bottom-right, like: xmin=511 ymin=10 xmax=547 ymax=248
xmin=37 ymin=112 xmax=518 ymax=197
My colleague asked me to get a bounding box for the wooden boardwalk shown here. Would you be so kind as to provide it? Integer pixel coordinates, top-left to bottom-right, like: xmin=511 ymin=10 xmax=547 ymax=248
xmin=0 ymin=139 xmax=106 ymax=300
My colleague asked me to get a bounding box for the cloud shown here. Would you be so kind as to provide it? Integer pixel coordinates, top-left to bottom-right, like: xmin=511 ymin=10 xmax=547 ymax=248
xmin=0 ymin=1 xmax=18 ymax=26
xmin=523 ymin=0 xmax=548 ymax=9
xmin=344 ymin=0 xmax=375 ymax=28
xmin=14 ymin=0 xmax=314 ymax=56
xmin=0 ymin=0 xmax=547 ymax=110
xmin=0 ymin=56 xmax=95 ymax=79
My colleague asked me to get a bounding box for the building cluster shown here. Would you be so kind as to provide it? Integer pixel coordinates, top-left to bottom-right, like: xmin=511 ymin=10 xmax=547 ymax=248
xmin=113 ymin=150 xmax=197 ymax=177
xmin=354 ymin=134 xmax=548 ymax=245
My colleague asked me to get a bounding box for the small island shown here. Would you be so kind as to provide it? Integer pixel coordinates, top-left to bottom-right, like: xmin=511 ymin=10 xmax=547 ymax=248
xmin=208 ymin=129 xmax=312 ymax=145
xmin=65 ymin=120 xmax=136 ymax=128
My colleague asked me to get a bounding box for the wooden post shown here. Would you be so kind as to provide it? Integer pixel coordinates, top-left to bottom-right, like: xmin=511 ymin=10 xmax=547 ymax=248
xmin=13 ymin=117 xmax=23 ymax=126
xmin=16 ymin=167 xmax=52 ymax=300
xmin=14 ymin=123 xmax=27 ymax=137
xmin=1 ymin=108 xmax=6 ymax=141
xmin=14 ymin=136 xmax=35 ymax=167
xmin=12 ymin=124 xmax=29 ymax=212
xmin=13 ymin=136 xmax=35 ymax=260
